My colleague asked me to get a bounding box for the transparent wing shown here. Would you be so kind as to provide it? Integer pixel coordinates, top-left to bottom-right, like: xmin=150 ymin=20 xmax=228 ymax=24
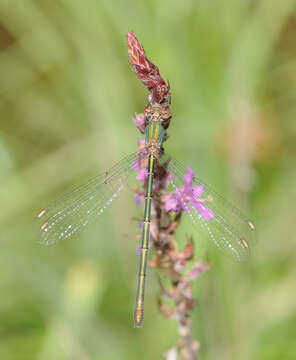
xmin=168 ymin=158 xmax=256 ymax=262
xmin=37 ymin=152 xmax=138 ymax=245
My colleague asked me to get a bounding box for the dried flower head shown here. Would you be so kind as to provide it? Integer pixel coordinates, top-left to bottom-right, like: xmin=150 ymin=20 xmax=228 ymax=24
xmin=127 ymin=31 xmax=171 ymax=104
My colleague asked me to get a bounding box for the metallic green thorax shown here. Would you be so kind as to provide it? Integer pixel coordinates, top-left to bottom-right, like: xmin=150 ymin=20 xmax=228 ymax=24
xmin=134 ymin=120 xmax=164 ymax=327
xmin=145 ymin=121 xmax=165 ymax=147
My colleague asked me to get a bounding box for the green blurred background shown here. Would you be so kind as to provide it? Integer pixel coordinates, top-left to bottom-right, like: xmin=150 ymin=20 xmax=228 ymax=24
xmin=0 ymin=1 xmax=296 ymax=359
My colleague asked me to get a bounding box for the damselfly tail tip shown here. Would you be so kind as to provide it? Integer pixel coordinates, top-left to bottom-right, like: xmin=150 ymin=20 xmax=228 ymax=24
xmin=134 ymin=306 xmax=144 ymax=328
xmin=134 ymin=318 xmax=143 ymax=328
xmin=134 ymin=321 xmax=143 ymax=328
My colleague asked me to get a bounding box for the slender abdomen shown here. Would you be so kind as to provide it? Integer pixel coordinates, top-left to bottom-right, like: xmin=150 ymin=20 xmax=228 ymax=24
xmin=134 ymin=153 xmax=155 ymax=327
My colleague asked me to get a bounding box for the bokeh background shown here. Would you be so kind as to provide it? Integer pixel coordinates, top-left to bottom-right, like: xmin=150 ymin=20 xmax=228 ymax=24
xmin=0 ymin=1 xmax=296 ymax=359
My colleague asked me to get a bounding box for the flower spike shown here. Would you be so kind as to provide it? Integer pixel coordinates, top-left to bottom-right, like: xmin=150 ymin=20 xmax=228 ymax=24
xmin=127 ymin=31 xmax=170 ymax=103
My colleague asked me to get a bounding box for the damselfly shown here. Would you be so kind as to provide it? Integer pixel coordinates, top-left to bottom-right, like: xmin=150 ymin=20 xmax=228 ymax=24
xmin=37 ymin=32 xmax=256 ymax=328
xmin=37 ymin=103 xmax=256 ymax=326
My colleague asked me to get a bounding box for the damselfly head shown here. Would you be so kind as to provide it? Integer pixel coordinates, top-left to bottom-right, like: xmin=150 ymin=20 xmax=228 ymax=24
xmin=144 ymin=103 xmax=171 ymax=129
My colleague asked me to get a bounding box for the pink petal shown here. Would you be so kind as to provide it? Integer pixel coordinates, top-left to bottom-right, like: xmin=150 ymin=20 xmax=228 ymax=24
xmin=132 ymin=159 xmax=140 ymax=171
xmin=173 ymin=187 xmax=191 ymax=212
xmin=137 ymin=168 xmax=148 ymax=182
xmin=133 ymin=113 xmax=145 ymax=126
xmin=184 ymin=166 xmax=194 ymax=186
xmin=137 ymin=139 xmax=147 ymax=154
xmin=180 ymin=201 xmax=191 ymax=213
xmin=150 ymin=221 xmax=158 ymax=239
xmin=164 ymin=195 xmax=181 ymax=212
xmin=191 ymin=185 xmax=204 ymax=199
xmin=190 ymin=199 xmax=214 ymax=221
xmin=165 ymin=172 xmax=173 ymax=181
xmin=188 ymin=261 xmax=209 ymax=280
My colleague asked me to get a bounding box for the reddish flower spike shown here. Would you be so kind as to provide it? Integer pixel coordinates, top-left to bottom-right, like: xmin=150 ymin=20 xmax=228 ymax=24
xmin=126 ymin=31 xmax=170 ymax=103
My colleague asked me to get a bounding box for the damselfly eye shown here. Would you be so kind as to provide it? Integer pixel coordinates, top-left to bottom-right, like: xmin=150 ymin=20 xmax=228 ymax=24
xmin=163 ymin=111 xmax=171 ymax=119
xmin=144 ymin=110 xmax=152 ymax=120
xmin=160 ymin=110 xmax=171 ymax=129
xmin=161 ymin=118 xmax=171 ymax=129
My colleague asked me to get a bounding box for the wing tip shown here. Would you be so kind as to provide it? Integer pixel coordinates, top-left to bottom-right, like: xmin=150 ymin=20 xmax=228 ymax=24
xmin=37 ymin=208 xmax=47 ymax=218
xmin=247 ymin=220 xmax=255 ymax=230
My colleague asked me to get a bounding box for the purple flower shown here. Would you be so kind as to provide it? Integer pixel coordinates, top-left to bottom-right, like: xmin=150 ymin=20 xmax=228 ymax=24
xmin=188 ymin=261 xmax=209 ymax=280
xmin=134 ymin=193 xmax=142 ymax=208
xmin=132 ymin=159 xmax=140 ymax=171
xmin=137 ymin=168 xmax=148 ymax=182
xmin=133 ymin=113 xmax=146 ymax=133
xmin=133 ymin=140 xmax=148 ymax=174
xmin=163 ymin=166 xmax=214 ymax=222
